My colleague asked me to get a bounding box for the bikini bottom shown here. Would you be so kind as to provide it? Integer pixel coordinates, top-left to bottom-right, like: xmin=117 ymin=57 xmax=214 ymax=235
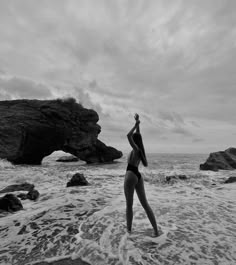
xmin=126 ymin=164 xmax=141 ymax=181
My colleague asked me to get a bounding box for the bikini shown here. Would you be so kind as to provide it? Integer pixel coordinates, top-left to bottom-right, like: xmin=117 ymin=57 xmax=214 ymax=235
xmin=126 ymin=148 xmax=141 ymax=181
xmin=126 ymin=163 xmax=142 ymax=181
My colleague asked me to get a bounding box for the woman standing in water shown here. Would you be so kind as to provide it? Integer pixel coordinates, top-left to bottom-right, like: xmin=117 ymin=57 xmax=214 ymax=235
xmin=124 ymin=113 xmax=159 ymax=236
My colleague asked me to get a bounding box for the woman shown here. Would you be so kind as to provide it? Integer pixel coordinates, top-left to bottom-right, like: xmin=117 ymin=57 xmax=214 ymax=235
xmin=124 ymin=113 xmax=159 ymax=236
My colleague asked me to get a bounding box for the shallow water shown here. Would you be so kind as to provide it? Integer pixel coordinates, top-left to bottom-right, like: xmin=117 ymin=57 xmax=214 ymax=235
xmin=0 ymin=153 xmax=235 ymax=265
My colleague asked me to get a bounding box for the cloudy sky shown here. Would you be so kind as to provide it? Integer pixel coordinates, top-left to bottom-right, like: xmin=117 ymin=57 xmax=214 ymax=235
xmin=0 ymin=0 xmax=236 ymax=153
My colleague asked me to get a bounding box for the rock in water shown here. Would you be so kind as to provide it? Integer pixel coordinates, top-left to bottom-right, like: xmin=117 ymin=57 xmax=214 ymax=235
xmin=17 ymin=189 xmax=40 ymax=201
xmin=27 ymin=189 xmax=40 ymax=200
xmin=200 ymin=147 xmax=236 ymax=171
xmin=67 ymin=173 xmax=89 ymax=187
xmin=17 ymin=193 xmax=28 ymax=200
xmin=0 ymin=98 xmax=122 ymax=164
xmin=56 ymin=155 xmax=79 ymax=162
xmin=0 ymin=182 xmax=34 ymax=194
xmin=178 ymin=175 xmax=188 ymax=180
xmin=84 ymin=139 xmax=123 ymax=164
xmin=0 ymin=194 xmax=23 ymax=212
xmin=224 ymin=176 xmax=236 ymax=184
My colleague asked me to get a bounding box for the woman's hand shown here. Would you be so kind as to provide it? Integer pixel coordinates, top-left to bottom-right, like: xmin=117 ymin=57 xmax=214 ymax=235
xmin=134 ymin=113 xmax=139 ymax=121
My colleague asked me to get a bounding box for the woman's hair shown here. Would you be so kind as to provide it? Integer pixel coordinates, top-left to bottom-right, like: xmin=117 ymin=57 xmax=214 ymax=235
xmin=133 ymin=133 xmax=148 ymax=167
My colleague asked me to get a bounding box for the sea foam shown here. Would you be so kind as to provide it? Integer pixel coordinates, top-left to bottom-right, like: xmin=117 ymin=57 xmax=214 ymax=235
xmin=0 ymin=153 xmax=235 ymax=265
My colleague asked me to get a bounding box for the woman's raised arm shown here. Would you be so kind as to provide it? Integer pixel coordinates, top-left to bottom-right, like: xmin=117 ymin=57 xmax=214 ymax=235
xmin=127 ymin=120 xmax=140 ymax=151
xmin=134 ymin=113 xmax=140 ymax=133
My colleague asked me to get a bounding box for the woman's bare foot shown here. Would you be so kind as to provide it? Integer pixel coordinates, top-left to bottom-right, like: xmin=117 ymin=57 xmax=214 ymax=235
xmin=152 ymin=232 xmax=159 ymax=237
xmin=152 ymin=228 xmax=161 ymax=237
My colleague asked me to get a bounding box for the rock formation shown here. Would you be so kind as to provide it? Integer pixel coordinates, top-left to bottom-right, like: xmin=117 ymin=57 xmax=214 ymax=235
xmin=0 ymin=182 xmax=34 ymax=194
xmin=0 ymin=194 xmax=23 ymax=212
xmin=56 ymin=155 xmax=79 ymax=162
xmin=0 ymin=98 xmax=122 ymax=164
xmin=28 ymin=189 xmax=40 ymax=200
xmin=84 ymin=139 xmax=123 ymax=164
xmin=17 ymin=193 xmax=28 ymax=200
xmin=200 ymin=147 xmax=236 ymax=171
xmin=17 ymin=189 xmax=40 ymax=201
xmin=66 ymin=173 xmax=89 ymax=187
xmin=224 ymin=176 xmax=236 ymax=184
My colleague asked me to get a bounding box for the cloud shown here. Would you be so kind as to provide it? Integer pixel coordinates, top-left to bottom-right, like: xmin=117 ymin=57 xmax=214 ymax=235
xmin=190 ymin=121 xmax=200 ymax=128
xmin=0 ymin=69 xmax=5 ymax=75
xmin=0 ymin=0 xmax=236 ymax=152
xmin=158 ymin=111 xmax=184 ymax=125
xmin=0 ymin=75 xmax=53 ymax=99
xmin=171 ymin=126 xmax=193 ymax=137
xmin=192 ymin=138 xmax=204 ymax=143
xmin=54 ymin=85 xmax=107 ymax=118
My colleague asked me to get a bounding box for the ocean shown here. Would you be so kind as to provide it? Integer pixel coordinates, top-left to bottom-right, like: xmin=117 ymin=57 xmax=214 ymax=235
xmin=0 ymin=152 xmax=235 ymax=265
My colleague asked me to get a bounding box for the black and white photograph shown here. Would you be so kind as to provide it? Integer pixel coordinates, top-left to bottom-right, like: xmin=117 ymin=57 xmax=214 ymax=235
xmin=0 ymin=1 xmax=235 ymax=264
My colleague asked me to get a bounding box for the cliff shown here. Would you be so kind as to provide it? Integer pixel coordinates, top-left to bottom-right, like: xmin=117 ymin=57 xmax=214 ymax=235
xmin=0 ymin=99 xmax=122 ymax=164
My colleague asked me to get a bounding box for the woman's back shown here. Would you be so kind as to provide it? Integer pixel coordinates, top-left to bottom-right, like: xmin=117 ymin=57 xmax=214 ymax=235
xmin=127 ymin=150 xmax=141 ymax=167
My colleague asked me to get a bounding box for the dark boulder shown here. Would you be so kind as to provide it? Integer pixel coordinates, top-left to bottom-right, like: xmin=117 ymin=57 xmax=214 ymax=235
xmin=178 ymin=175 xmax=188 ymax=180
xmin=0 ymin=182 xmax=34 ymax=194
xmin=17 ymin=193 xmax=28 ymax=200
xmin=27 ymin=189 xmax=40 ymax=200
xmin=83 ymin=139 xmax=123 ymax=164
xmin=224 ymin=176 xmax=236 ymax=184
xmin=67 ymin=173 xmax=89 ymax=187
xmin=0 ymin=99 xmax=122 ymax=165
xmin=200 ymin=163 xmax=218 ymax=171
xmin=56 ymin=155 xmax=79 ymax=162
xmin=17 ymin=189 xmax=40 ymax=201
xmin=200 ymin=148 xmax=236 ymax=171
xmin=0 ymin=194 xmax=23 ymax=212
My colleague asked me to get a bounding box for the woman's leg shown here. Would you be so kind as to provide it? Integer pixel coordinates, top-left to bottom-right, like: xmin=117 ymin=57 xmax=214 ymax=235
xmin=124 ymin=171 xmax=138 ymax=233
xmin=135 ymin=176 xmax=158 ymax=235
